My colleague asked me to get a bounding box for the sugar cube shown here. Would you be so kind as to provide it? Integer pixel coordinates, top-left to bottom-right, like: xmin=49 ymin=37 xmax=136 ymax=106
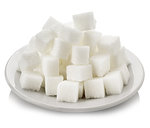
xmin=64 ymin=22 xmax=74 ymax=28
xmin=73 ymin=12 xmax=96 ymax=31
xmin=110 ymin=47 xmax=130 ymax=70
xmin=30 ymin=30 xmax=55 ymax=53
xmin=67 ymin=65 xmax=92 ymax=82
xmin=90 ymin=55 xmax=110 ymax=77
xmin=58 ymin=25 xmax=83 ymax=44
xmin=98 ymin=35 xmax=121 ymax=55
xmin=36 ymin=30 xmax=55 ymax=43
xmin=42 ymin=16 xmax=63 ymax=33
xmin=20 ymin=71 xmax=43 ymax=91
xmin=45 ymin=76 xmax=63 ymax=96
xmin=51 ymin=38 xmax=71 ymax=59
xmin=42 ymin=56 xmax=59 ymax=76
xmin=115 ymin=47 xmax=130 ymax=66
xmin=103 ymin=71 xmax=123 ymax=95
xmin=57 ymin=80 xmax=79 ymax=102
xmin=18 ymin=49 xmax=41 ymax=71
xmin=71 ymin=46 xmax=90 ymax=64
xmin=33 ymin=66 xmax=45 ymax=87
xmin=84 ymin=78 xmax=105 ymax=99
xmin=82 ymin=30 xmax=102 ymax=55
xmin=115 ymin=64 xmax=130 ymax=85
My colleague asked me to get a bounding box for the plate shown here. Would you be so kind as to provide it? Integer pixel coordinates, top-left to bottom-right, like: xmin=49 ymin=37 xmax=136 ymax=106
xmin=5 ymin=46 xmax=145 ymax=112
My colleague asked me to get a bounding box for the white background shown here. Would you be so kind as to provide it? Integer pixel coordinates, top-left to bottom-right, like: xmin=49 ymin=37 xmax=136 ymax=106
xmin=0 ymin=0 xmax=149 ymax=127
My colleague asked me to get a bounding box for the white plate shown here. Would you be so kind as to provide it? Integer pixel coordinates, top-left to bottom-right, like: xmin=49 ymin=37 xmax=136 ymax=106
xmin=5 ymin=46 xmax=145 ymax=112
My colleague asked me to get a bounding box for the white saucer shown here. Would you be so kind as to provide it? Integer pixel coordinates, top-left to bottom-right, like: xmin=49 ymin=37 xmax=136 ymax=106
xmin=5 ymin=46 xmax=144 ymax=112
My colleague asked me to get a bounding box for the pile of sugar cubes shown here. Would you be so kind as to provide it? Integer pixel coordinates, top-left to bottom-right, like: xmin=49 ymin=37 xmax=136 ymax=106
xmin=18 ymin=12 xmax=130 ymax=103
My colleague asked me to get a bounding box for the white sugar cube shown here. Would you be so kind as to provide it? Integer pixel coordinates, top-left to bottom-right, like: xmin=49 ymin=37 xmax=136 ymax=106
xmin=51 ymin=38 xmax=71 ymax=59
xmin=109 ymin=55 xmax=118 ymax=70
xmin=82 ymin=30 xmax=102 ymax=55
xmin=103 ymin=71 xmax=123 ymax=95
xmin=67 ymin=65 xmax=92 ymax=82
xmin=33 ymin=65 xmax=45 ymax=87
xmin=73 ymin=12 xmax=96 ymax=31
xmin=57 ymin=81 xmax=79 ymax=102
xmin=64 ymin=22 xmax=74 ymax=28
xmin=84 ymin=78 xmax=105 ymax=99
xmin=29 ymin=36 xmax=40 ymax=51
xmin=42 ymin=16 xmax=63 ymax=33
xmin=116 ymin=64 xmax=130 ymax=85
xmin=42 ymin=56 xmax=59 ymax=76
xmin=45 ymin=76 xmax=63 ymax=96
xmin=79 ymin=82 xmax=84 ymax=98
xmin=20 ymin=71 xmax=43 ymax=91
xmin=90 ymin=55 xmax=110 ymax=77
xmin=110 ymin=47 xmax=130 ymax=69
xmin=98 ymin=35 xmax=121 ymax=55
xmin=36 ymin=30 xmax=55 ymax=43
xmin=71 ymin=46 xmax=90 ymax=64
xmin=58 ymin=25 xmax=83 ymax=44
xmin=30 ymin=30 xmax=55 ymax=53
xmin=115 ymin=47 xmax=130 ymax=66
xmin=18 ymin=49 xmax=41 ymax=71
xmin=44 ymin=19 xmax=84 ymax=44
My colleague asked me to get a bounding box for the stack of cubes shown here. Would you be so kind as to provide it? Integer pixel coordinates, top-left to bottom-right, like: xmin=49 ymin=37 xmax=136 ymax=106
xmin=42 ymin=56 xmax=63 ymax=96
xmin=18 ymin=12 xmax=131 ymax=103
xmin=19 ymin=49 xmax=43 ymax=91
xmin=57 ymin=12 xmax=97 ymax=102
xmin=62 ymin=46 xmax=92 ymax=102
